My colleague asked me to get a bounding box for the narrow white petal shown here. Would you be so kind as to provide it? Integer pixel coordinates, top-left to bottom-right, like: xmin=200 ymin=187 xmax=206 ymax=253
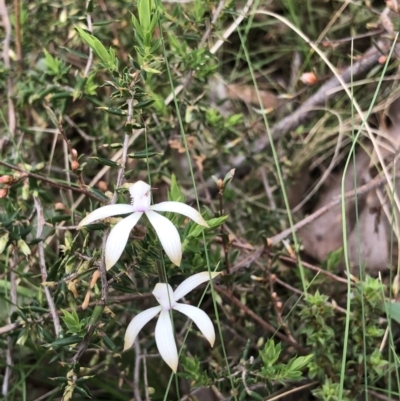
xmin=152 ymin=283 xmax=177 ymax=310
xmin=155 ymin=309 xmax=178 ymax=372
xmin=124 ymin=306 xmax=161 ymax=351
xmin=173 ymin=271 xmax=220 ymax=301
xmin=150 ymin=201 xmax=209 ymax=227
xmin=105 ymin=212 xmax=143 ymax=270
xmin=129 ymin=181 xmax=151 ymax=212
xmin=145 ymin=210 xmax=182 ymax=266
xmin=78 ymin=204 xmax=134 ymax=227
xmin=174 ymin=303 xmax=216 ymax=347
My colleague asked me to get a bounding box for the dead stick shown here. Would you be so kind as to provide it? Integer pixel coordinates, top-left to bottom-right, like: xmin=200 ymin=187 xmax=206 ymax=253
xmin=214 ymin=284 xmax=306 ymax=353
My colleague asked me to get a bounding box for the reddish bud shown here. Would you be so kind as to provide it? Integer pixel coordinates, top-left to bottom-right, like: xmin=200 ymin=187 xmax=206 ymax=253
xmin=300 ymin=72 xmax=318 ymax=85
xmin=97 ymin=181 xmax=108 ymax=192
xmin=378 ymin=55 xmax=387 ymax=64
xmin=0 ymin=175 xmax=14 ymax=185
xmin=71 ymin=160 xmax=80 ymax=171
xmin=54 ymin=202 xmax=70 ymax=214
xmin=0 ymin=187 xmax=9 ymax=198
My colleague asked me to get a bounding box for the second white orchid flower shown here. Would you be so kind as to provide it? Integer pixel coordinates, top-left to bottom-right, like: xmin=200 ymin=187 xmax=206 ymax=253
xmin=78 ymin=180 xmax=209 ymax=270
xmin=124 ymin=271 xmax=219 ymax=372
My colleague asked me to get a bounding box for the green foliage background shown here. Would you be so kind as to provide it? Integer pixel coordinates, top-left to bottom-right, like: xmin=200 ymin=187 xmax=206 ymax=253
xmin=1 ymin=0 xmax=400 ymax=400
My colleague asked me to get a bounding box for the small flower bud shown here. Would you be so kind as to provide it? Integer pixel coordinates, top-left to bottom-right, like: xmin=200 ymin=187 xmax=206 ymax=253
xmin=300 ymin=72 xmax=318 ymax=85
xmin=97 ymin=181 xmax=108 ymax=192
xmin=54 ymin=202 xmax=70 ymax=213
xmin=0 ymin=187 xmax=9 ymax=198
xmin=71 ymin=148 xmax=78 ymax=161
xmin=276 ymin=301 xmax=283 ymax=309
xmin=71 ymin=160 xmax=80 ymax=171
xmin=17 ymin=239 xmax=31 ymax=256
xmin=271 ymin=292 xmax=277 ymax=299
xmin=378 ymin=55 xmax=387 ymax=64
xmin=0 ymin=175 xmax=14 ymax=185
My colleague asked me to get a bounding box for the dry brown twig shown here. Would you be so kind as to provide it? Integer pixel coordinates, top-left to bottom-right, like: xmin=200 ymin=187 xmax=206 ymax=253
xmin=33 ymin=197 xmax=62 ymax=337
xmin=2 ymin=253 xmax=18 ymax=399
xmin=0 ymin=160 xmax=105 ymax=202
xmin=214 ymin=284 xmax=306 ymax=353
xmin=0 ymin=0 xmax=16 ymax=142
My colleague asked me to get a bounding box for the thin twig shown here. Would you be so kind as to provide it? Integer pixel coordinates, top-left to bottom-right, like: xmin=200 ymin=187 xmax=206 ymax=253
xmin=64 ymin=115 xmax=96 ymax=141
xmin=13 ymin=0 xmax=22 ymax=69
xmin=198 ymin=0 xmax=227 ymax=48
xmin=0 ymin=160 xmax=105 ymax=202
xmin=265 ymin=381 xmax=318 ymax=401
xmin=83 ymin=0 xmax=94 ymax=77
xmin=143 ymin=350 xmax=150 ymax=401
xmin=268 ymin=173 xmax=400 ymax=246
xmin=164 ymin=0 xmax=254 ymax=105
xmin=278 ymin=255 xmax=350 ymax=285
xmin=2 ymin=253 xmax=18 ymax=400
xmin=214 ymin=284 xmax=306 ymax=353
xmin=0 ymin=0 xmax=16 ymax=139
xmin=133 ymin=340 xmax=143 ymax=401
xmin=33 ymin=196 xmax=62 ymax=337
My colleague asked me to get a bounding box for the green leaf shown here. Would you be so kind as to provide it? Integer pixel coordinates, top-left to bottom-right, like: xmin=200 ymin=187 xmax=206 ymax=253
xmin=97 ymin=106 xmax=127 ymax=116
xmin=322 ymin=247 xmax=343 ymax=271
xmin=260 ymin=339 xmax=281 ymax=367
xmin=90 ymin=156 xmax=119 ymax=168
xmin=51 ymin=335 xmax=82 ymax=347
xmin=127 ymin=150 xmax=161 ymax=159
xmin=206 ymin=216 xmax=228 ymax=229
xmin=75 ymin=26 xmax=116 ymax=71
xmin=134 ymin=99 xmax=155 ymax=109
xmin=287 ymin=354 xmax=314 ymax=372
xmin=168 ymin=175 xmax=184 ymax=202
xmin=138 ymin=0 xmax=151 ymax=32
xmin=385 ymin=302 xmax=400 ymax=324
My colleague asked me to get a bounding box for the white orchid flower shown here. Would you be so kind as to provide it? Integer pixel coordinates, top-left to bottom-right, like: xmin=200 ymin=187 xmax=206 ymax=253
xmin=124 ymin=271 xmax=220 ymax=372
xmin=78 ymin=180 xmax=209 ymax=270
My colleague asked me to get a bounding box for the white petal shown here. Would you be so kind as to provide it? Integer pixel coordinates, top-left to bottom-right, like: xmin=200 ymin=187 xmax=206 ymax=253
xmin=129 ymin=181 xmax=151 ymax=212
xmin=155 ymin=309 xmax=178 ymax=372
xmin=173 ymin=271 xmax=220 ymax=301
xmin=152 ymin=283 xmax=177 ymax=310
xmin=174 ymin=303 xmax=216 ymax=347
xmin=150 ymin=201 xmax=209 ymax=227
xmin=124 ymin=306 xmax=161 ymax=351
xmin=105 ymin=212 xmax=142 ymax=270
xmin=145 ymin=210 xmax=182 ymax=266
xmin=78 ymin=204 xmax=134 ymax=227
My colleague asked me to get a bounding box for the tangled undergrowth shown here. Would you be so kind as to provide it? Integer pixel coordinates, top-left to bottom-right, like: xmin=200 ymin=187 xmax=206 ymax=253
xmin=1 ymin=0 xmax=400 ymax=400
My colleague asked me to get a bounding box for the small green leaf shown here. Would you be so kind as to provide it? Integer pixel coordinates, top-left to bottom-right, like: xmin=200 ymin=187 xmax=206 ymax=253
xmin=127 ymin=150 xmax=161 ymax=159
xmin=90 ymin=156 xmax=119 ymax=167
xmin=51 ymin=335 xmax=82 ymax=347
xmin=134 ymin=99 xmax=154 ymax=109
xmin=138 ymin=0 xmax=151 ymax=32
xmin=385 ymin=302 xmax=400 ymax=324
xmin=97 ymin=106 xmax=127 ymax=116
